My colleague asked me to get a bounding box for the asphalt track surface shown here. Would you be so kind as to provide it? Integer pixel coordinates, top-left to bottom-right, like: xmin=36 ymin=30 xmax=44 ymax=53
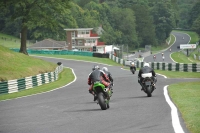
xmin=143 ymin=31 xmax=191 ymax=63
xmin=0 ymin=32 xmax=199 ymax=133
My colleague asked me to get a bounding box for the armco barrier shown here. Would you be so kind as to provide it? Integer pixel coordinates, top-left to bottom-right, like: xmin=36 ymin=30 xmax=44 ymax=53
xmin=109 ymin=54 xmax=200 ymax=72
xmin=0 ymin=64 xmax=63 ymax=94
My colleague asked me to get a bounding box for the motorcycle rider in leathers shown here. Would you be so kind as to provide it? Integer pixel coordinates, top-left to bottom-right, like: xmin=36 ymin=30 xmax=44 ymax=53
xmin=138 ymin=63 xmax=157 ymax=90
xmin=88 ymin=65 xmax=111 ymax=101
xmin=102 ymin=67 xmax=114 ymax=92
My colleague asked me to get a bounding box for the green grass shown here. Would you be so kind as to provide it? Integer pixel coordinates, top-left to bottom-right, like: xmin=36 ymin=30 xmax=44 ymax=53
xmin=0 ymin=33 xmax=33 ymax=48
xmin=171 ymin=51 xmax=193 ymax=63
xmin=171 ymin=50 xmax=200 ymax=64
xmin=0 ymin=45 xmax=57 ymax=81
xmin=168 ymin=81 xmax=200 ymax=133
xmin=0 ymin=68 xmax=74 ymax=101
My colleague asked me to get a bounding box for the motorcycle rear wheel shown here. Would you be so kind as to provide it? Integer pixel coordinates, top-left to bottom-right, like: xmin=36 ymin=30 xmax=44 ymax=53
xmin=98 ymin=92 xmax=107 ymax=110
xmin=146 ymin=86 xmax=152 ymax=97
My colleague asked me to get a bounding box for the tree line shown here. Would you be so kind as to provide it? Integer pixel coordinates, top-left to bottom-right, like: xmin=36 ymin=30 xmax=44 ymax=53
xmin=0 ymin=0 xmax=199 ymax=54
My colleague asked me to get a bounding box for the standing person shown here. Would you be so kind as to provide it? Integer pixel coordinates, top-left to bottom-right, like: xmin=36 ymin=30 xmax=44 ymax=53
xmin=162 ymin=53 xmax=164 ymax=56
xmin=138 ymin=63 xmax=157 ymax=91
xmin=169 ymin=48 xmax=171 ymax=52
xmin=88 ymin=65 xmax=110 ymax=101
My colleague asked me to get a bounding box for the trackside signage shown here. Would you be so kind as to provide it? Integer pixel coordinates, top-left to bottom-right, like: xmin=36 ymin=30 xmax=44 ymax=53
xmin=180 ymin=44 xmax=196 ymax=49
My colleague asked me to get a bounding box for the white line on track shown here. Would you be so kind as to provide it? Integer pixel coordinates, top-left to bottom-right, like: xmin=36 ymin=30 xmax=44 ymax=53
xmin=164 ymin=85 xmax=185 ymax=133
xmin=121 ymin=67 xmax=185 ymax=133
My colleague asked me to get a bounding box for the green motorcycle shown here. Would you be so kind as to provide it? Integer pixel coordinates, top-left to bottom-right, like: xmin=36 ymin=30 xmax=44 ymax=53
xmin=93 ymin=82 xmax=112 ymax=110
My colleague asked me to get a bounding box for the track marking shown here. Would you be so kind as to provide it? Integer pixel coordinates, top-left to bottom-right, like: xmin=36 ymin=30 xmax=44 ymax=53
xmin=164 ymin=85 xmax=185 ymax=133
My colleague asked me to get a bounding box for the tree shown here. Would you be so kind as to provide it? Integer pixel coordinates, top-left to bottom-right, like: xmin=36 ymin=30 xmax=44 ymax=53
xmin=188 ymin=1 xmax=200 ymax=28
xmin=151 ymin=1 xmax=175 ymax=44
xmin=109 ymin=7 xmax=138 ymax=47
xmin=192 ymin=16 xmax=200 ymax=36
xmin=132 ymin=4 xmax=157 ymax=47
xmin=0 ymin=0 xmax=71 ymax=55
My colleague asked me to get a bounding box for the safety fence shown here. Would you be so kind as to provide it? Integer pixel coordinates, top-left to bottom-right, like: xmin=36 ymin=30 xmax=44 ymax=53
xmin=11 ymin=48 xmax=94 ymax=57
xmin=0 ymin=64 xmax=63 ymax=94
xmin=110 ymin=54 xmax=200 ymax=72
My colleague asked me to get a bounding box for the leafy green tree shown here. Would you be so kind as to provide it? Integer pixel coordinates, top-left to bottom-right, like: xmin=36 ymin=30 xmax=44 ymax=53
xmin=109 ymin=7 xmax=138 ymax=47
xmin=192 ymin=16 xmax=200 ymax=36
xmin=188 ymin=1 xmax=200 ymax=28
xmin=0 ymin=0 xmax=71 ymax=55
xmin=132 ymin=4 xmax=157 ymax=47
xmin=151 ymin=1 xmax=175 ymax=44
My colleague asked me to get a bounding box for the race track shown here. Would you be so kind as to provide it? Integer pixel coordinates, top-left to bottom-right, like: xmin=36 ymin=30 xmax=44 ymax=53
xmin=0 ymin=32 xmax=199 ymax=133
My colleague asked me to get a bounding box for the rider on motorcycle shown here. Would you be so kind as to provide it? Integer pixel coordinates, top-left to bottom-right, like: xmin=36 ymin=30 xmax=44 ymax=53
xmin=88 ymin=65 xmax=111 ymax=101
xmin=102 ymin=67 xmax=113 ymax=83
xmin=102 ymin=67 xmax=114 ymax=92
xmin=138 ymin=63 xmax=157 ymax=91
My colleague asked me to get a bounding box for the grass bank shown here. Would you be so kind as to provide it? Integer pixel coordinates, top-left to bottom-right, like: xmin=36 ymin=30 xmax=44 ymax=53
xmin=168 ymin=81 xmax=200 ymax=133
xmin=0 ymin=45 xmax=57 ymax=81
xmin=0 ymin=33 xmax=33 ymax=48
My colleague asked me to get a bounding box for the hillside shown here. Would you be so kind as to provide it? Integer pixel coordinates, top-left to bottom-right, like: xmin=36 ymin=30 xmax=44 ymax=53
xmin=0 ymin=45 xmax=57 ymax=81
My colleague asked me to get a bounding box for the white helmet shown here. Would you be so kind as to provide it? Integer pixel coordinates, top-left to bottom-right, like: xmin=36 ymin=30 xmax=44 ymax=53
xmin=102 ymin=67 xmax=108 ymax=72
xmin=144 ymin=63 xmax=150 ymax=67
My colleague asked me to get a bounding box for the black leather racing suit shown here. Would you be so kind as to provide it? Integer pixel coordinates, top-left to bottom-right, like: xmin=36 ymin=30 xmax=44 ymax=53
xmin=88 ymin=69 xmax=110 ymax=88
xmin=104 ymin=71 xmax=113 ymax=83
xmin=138 ymin=66 xmax=157 ymax=88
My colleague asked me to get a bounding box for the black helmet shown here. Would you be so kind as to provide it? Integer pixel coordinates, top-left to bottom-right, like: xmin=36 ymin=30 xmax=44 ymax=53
xmin=92 ymin=65 xmax=100 ymax=71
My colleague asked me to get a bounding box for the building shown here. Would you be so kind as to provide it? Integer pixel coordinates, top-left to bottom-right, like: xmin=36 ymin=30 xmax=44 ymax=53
xmin=64 ymin=28 xmax=105 ymax=53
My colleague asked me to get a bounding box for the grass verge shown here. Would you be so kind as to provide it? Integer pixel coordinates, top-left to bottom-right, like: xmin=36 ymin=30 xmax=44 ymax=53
xmin=168 ymin=81 xmax=200 ymax=133
xmin=0 ymin=68 xmax=74 ymax=101
xmin=155 ymin=70 xmax=200 ymax=78
xmin=171 ymin=50 xmax=200 ymax=64
xmin=0 ymin=45 xmax=57 ymax=81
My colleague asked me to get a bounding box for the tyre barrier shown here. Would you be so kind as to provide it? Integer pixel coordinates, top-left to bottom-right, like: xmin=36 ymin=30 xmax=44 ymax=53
xmin=109 ymin=54 xmax=200 ymax=72
xmin=0 ymin=64 xmax=63 ymax=94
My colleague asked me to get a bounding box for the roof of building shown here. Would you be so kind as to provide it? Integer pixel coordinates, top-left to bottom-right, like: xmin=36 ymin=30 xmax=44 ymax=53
xmin=28 ymin=39 xmax=67 ymax=49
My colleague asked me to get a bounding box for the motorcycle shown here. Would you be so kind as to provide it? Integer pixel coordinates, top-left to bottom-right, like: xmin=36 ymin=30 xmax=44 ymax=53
xmin=93 ymin=82 xmax=112 ymax=110
xmin=141 ymin=73 xmax=155 ymax=97
xmin=130 ymin=62 xmax=136 ymax=74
